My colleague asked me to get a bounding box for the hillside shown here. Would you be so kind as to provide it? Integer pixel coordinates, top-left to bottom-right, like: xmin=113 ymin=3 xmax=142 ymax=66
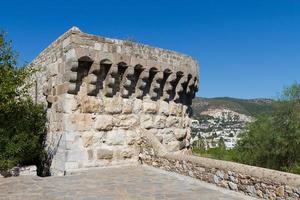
xmin=192 ymin=97 xmax=275 ymax=118
xmin=190 ymin=97 xmax=275 ymax=149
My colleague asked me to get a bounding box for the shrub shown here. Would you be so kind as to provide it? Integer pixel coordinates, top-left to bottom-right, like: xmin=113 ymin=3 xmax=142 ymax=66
xmin=0 ymin=31 xmax=46 ymax=173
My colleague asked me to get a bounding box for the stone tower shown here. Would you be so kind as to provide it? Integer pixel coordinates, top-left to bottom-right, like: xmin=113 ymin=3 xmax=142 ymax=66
xmin=30 ymin=27 xmax=199 ymax=175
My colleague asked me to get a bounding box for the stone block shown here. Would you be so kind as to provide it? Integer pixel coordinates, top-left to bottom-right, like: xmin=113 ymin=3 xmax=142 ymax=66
xmin=104 ymin=96 xmax=122 ymax=114
xmin=71 ymin=114 xmax=93 ymax=131
xmin=174 ymin=129 xmax=186 ymax=140
xmin=122 ymin=99 xmax=133 ymax=114
xmin=132 ymin=98 xmax=142 ymax=114
xmin=80 ymin=96 xmax=102 ymax=113
xmin=166 ymin=141 xmax=180 ymax=152
xmin=142 ymin=101 xmax=157 ymax=114
xmin=87 ymin=149 xmax=94 ymax=161
xmin=114 ymin=114 xmax=139 ymax=129
xmin=106 ymin=130 xmax=125 ymax=145
xmin=95 ymin=115 xmax=114 ymax=131
xmin=65 ymin=162 xmax=79 ymax=170
xmin=158 ymin=100 xmax=169 ymax=116
xmin=55 ymin=83 xmax=70 ymax=95
xmin=140 ymin=114 xmax=153 ymax=129
xmin=166 ymin=116 xmax=180 ymax=127
xmin=153 ymin=115 xmax=166 ymax=129
xmin=97 ymin=149 xmax=113 ymax=159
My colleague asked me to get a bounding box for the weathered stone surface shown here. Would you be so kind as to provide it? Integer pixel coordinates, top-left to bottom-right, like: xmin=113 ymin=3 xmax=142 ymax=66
xmin=103 ymin=96 xmax=122 ymax=114
xmin=174 ymin=128 xmax=186 ymax=140
xmin=142 ymin=101 xmax=157 ymax=114
xmin=114 ymin=114 xmax=139 ymax=129
xmin=106 ymin=130 xmax=125 ymax=145
xmin=95 ymin=115 xmax=114 ymax=131
xmin=275 ymin=186 xmax=285 ymax=197
xmin=97 ymin=149 xmax=113 ymax=159
xmin=140 ymin=114 xmax=153 ymax=129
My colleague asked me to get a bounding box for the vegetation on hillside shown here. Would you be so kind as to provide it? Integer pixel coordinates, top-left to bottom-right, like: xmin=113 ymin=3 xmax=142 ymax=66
xmin=192 ymin=97 xmax=274 ymax=117
xmin=193 ymin=83 xmax=300 ymax=174
xmin=0 ymin=31 xmax=46 ymax=174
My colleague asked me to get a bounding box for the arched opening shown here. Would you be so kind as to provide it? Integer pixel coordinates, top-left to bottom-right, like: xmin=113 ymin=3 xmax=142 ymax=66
xmin=99 ymin=59 xmax=113 ymax=91
xmin=71 ymin=56 xmax=93 ymax=94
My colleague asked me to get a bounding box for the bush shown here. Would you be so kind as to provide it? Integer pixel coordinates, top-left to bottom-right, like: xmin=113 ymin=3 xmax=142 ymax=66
xmin=235 ymin=83 xmax=300 ymax=173
xmin=0 ymin=31 xmax=46 ymax=173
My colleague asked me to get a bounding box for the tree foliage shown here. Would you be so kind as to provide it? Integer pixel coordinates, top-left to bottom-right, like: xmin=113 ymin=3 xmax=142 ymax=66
xmin=0 ymin=31 xmax=46 ymax=172
xmin=235 ymin=83 xmax=300 ymax=174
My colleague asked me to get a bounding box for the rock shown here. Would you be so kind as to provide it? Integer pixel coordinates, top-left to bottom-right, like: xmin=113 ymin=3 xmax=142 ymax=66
xmin=142 ymin=101 xmax=157 ymax=114
xmin=106 ymin=130 xmax=125 ymax=145
xmin=216 ymin=170 xmax=224 ymax=179
xmin=114 ymin=114 xmax=139 ymax=129
xmin=104 ymin=96 xmax=122 ymax=114
xmin=80 ymin=96 xmax=102 ymax=113
xmin=166 ymin=141 xmax=181 ymax=152
xmin=213 ymin=175 xmax=220 ymax=184
xmin=246 ymin=186 xmax=256 ymax=196
xmin=229 ymin=175 xmax=237 ymax=183
xmin=132 ymin=98 xmax=142 ymax=114
xmin=158 ymin=100 xmax=169 ymax=116
xmin=87 ymin=149 xmax=93 ymax=160
xmin=121 ymin=149 xmax=134 ymax=158
xmin=228 ymin=182 xmax=238 ymax=190
xmin=220 ymin=180 xmax=228 ymax=188
xmin=188 ymin=170 xmax=194 ymax=177
xmin=166 ymin=116 xmax=179 ymax=127
xmin=140 ymin=114 xmax=153 ymax=129
xmin=95 ymin=115 xmax=114 ymax=131
xmin=122 ymin=99 xmax=133 ymax=114
xmin=256 ymin=190 xmax=263 ymax=198
xmin=174 ymin=129 xmax=186 ymax=140
xmin=275 ymin=186 xmax=284 ymax=197
xmin=153 ymin=115 xmax=166 ymax=129
xmin=97 ymin=149 xmax=113 ymax=159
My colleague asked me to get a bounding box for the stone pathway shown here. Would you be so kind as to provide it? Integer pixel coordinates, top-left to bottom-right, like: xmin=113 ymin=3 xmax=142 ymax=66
xmin=0 ymin=165 xmax=256 ymax=200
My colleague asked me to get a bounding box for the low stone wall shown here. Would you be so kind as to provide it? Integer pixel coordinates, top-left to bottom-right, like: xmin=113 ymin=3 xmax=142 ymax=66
xmin=140 ymin=129 xmax=300 ymax=199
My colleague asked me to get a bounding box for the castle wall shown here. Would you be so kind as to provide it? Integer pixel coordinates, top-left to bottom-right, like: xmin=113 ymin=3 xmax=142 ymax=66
xmin=30 ymin=27 xmax=199 ymax=175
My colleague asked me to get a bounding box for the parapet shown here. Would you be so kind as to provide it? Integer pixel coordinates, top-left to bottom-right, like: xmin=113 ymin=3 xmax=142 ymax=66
xmin=31 ymin=26 xmax=199 ymax=106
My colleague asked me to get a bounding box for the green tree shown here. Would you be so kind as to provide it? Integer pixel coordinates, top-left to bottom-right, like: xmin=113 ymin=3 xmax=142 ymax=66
xmin=235 ymin=83 xmax=300 ymax=174
xmin=0 ymin=31 xmax=46 ymax=174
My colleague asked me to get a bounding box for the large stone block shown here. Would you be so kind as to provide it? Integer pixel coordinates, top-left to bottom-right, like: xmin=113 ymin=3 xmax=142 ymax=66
xmin=80 ymin=96 xmax=102 ymax=113
xmin=132 ymin=98 xmax=142 ymax=114
xmin=140 ymin=114 xmax=153 ymax=129
xmin=122 ymin=99 xmax=133 ymax=114
xmin=174 ymin=129 xmax=187 ymax=140
xmin=97 ymin=149 xmax=113 ymax=159
xmin=95 ymin=115 xmax=114 ymax=131
xmin=104 ymin=96 xmax=122 ymax=114
xmin=153 ymin=115 xmax=166 ymax=129
xmin=166 ymin=116 xmax=180 ymax=127
xmin=106 ymin=130 xmax=125 ymax=145
xmin=114 ymin=114 xmax=139 ymax=129
xmin=142 ymin=101 xmax=157 ymax=114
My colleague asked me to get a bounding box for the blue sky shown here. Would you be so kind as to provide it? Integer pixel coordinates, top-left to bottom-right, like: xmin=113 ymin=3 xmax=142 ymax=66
xmin=1 ymin=0 xmax=299 ymax=99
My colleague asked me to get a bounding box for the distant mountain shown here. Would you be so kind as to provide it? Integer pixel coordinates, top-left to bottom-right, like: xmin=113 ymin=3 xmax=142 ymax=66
xmin=192 ymin=97 xmax=275 ymax=118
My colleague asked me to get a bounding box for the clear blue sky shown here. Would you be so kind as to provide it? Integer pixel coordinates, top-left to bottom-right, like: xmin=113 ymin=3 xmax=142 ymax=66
xmin=1 ymin=0 xmax=299 ymax=99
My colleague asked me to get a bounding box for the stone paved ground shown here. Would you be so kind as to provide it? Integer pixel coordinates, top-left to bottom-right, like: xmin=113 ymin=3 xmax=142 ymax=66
xmin=0 ymin=165 xmax=256 ymax=200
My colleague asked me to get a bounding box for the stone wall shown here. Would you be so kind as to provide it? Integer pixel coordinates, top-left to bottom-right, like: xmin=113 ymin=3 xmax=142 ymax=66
xmin=30 ymin=27 xmax=199 ymax=175
xmin=139 ymin=128 xmax=300 ymax=200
